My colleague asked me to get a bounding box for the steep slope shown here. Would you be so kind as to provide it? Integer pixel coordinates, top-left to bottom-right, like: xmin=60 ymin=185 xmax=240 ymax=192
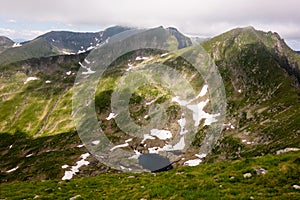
xmin=0 ymin=36 xmax=14 ymax=53
xmin=0 ymin=27 xmax=299 ymax=182
xmin=202 ymin=26 xmax=300 ymax=83
xmin=166 ymin=27 xmax=192 ymax=48
xmin=0 ymin=53 xmax=87 ymax=135
xmin=0 ymin=27 xmax=195 ymax=181
xmin=201 ymin=27 xmax=300 ymax=161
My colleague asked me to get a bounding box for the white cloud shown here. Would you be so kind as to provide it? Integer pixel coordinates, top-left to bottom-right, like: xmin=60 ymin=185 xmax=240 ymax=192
xmin=0 ymin=0 xmax=299 ymax=48
xmin=8 ymin=19 xmax=16 ymax=23
xmin=0 ymin=28 xmax=47 ymax=40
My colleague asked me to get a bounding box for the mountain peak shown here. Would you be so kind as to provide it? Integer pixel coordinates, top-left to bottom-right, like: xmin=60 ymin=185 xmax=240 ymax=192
xmin=0 ymin=36 xmax=14 ymax=53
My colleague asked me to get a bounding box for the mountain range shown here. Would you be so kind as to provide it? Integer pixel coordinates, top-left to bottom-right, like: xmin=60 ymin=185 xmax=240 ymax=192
xmin=0 ymin=25 xmax=299 ymax=199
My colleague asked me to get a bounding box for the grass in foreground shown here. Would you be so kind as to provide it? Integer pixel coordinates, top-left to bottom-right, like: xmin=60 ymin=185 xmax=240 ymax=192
xmin=0 ymin=151 xmax=299 ymax=200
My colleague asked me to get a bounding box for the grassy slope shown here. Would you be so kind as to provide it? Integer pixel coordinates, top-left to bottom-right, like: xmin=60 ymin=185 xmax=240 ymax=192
xmin=0 ymin=54 xmax=85 ymax=135
xmin=0 ymin=151 xmax=299 ymax=199
xmin=0 ymin=38 xmax=59 ymax=65
xmin=0 ymin=27 xmax=299 ymax=197
xmin=201 ymin=27 xmax=300 ymax=161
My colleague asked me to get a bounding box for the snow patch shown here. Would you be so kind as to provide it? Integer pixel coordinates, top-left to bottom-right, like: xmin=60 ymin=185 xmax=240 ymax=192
xmin=276 ymin=148 xmax=300 ymax=154
xmin=6 ymin=166 xmax=19 ymax=173
xmin=184 ymin=159 xmax=202 ymax=166
xmin=126 ymin=63 xmax=135 ymax=71
xmin=82 ymin=69 xmax=96 ymax=75
xmin=148 ymin=136 xmax=186 ymax=154
xmin=77 ymin=144 xmax=84 ymax=148
xmin=172 ymin=136 xmax=185 ymax=150
xmin=12 ymin=43 xmax=22 ymax=48
xmin=141 ymin=134 xmax=156 ymax=144
xmin=61 ymin=50 xmax=75 ymax=55
xmin=198 ymin=85 xmax=208 ymax=97
xmin=91 ymin=140 xmax=100 ymax=145
xmin=24 ymin=77 xmax=38 ymax=84
xmin=150 ymin=129 xmax=172 ymax=140
xmin=172 ymin=85 xmax=220 ymax=127
xmin=26 ymin=153 xmax=33 ymax=158
xmin=110 ymin=143 xmax=129 ymax=151
xmin=136 ymin=56 xmax=151 ymax=61
xmin=77 ymin=49 xmax=86 ymax=54
xmin=45 ymin=80 xmax=51 ymax=84
xmin=129 ymin=150 xmax=142 ymax=159
xmin=66 ymin=71 xmax=72 ymax=76
xmin=293 ymin=185 xmax=300 ymax=189
xmin=62 ymin=153 xmax=90 ymax=180
xmin=172 ymin=96 xmax=190 ymax=106
xmin=87 ymin=46 xmax=95 ymax=51
xmin=125 ymin=138 xmax=133 ymax=143
xmin=84 ymin=59 xmax=91 ymax=64
xmin=120 ymin=165 xmax=132 ymax=171
xmin=195 ymin=153 xmax=207 ymax=159
xmin=178 ymin=115 xmax=188 ymax=135
xmin=186 ymin=100 xmax=220 ymax=127
xmin=146 ymin=99 xmax=156 ymax=105
xmin=61 ymin=165 xmax=69 ymax=169
xmin=106 ymin=113 xmax=118 ymax=120
xmin=79 ymin=62 xmax=96 ymax=75
xmin=160 ymin=53 xmax=169 ymax=57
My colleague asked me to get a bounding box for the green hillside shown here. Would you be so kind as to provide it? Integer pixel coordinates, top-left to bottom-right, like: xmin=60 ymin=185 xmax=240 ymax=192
xmin=0 ymin=27 xmax=299 ymax=198
xmin=1 ymin=151 xmax=299 ymax=199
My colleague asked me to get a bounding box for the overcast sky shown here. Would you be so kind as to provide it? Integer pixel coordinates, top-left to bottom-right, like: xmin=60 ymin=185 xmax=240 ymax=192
xmin=0 ymin=0 xmax=299 ymax=49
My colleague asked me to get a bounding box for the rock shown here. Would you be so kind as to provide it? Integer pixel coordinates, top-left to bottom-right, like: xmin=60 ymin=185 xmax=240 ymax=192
xmin=127 ymin=176 xmax=135 ymax=178
xmin=255 ymin=168 xmax=267 ymax=175
xmin=70 ymin=195 xmax=81 ymax=200
xmin=293 ymin=185 xmax=300 ymax=189
xmin=243 ymin=173 xmax=252 ymax=178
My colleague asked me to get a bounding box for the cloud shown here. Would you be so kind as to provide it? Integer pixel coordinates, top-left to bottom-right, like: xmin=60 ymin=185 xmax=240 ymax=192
xmin=8 ymin=19 xmax=16 ymax=23
xmin=0 ymin=28 xmax=47 ymax=40
xmin=0 ymin=0 xmax=299 ymax=47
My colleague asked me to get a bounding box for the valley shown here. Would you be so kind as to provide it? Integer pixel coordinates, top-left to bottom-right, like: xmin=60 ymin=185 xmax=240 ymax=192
xmin=0 ymin=26 xmax=299 ymax=199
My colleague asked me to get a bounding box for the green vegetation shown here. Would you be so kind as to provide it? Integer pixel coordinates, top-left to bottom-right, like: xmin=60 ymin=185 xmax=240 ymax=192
xmin=0 ymin=26 xmax=300 ymax=199
xmin=0 ymin=151 xmax=299 ymax=199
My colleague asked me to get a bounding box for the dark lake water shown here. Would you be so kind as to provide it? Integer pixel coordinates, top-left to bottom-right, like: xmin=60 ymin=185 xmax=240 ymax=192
xmin=138 ymin=153 xmax=173 ymax=172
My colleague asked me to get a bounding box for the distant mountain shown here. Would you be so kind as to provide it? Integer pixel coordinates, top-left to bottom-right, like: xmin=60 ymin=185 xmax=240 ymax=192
xmin=202 ymin=26 xmax=300 ymax=83
xmin=0 ymin=36 xmax=14 ymax=53
xmin=296 ymin=51 xmax=300 ymax=54
xmin=0 ymin=26 xmax=299 ymax=183
xmin=0 ymin=26 xmax=132 ymax=65
xmin=0 ymin=26 xmax=192 ymax=65
xmin=166 ymin=27 xmax=192 ymax=48
xmin=190 ymin=36 xmax=210 ymax=45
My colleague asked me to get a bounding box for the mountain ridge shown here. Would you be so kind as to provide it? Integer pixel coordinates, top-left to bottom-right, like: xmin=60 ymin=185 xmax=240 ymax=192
xmin=0 ymin=26 xmax=299 ymax=184
xmin=0 ymin=36 xmax=14 ymax=54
